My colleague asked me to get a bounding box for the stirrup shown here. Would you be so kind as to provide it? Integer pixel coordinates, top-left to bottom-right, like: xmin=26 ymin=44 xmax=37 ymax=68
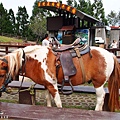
xmin=61 ymin=76 xmax=74 ymax=95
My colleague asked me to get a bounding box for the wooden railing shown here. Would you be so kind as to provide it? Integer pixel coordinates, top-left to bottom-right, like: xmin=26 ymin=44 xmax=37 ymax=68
xmin=0 ymin=43 xmax=35 ymax=56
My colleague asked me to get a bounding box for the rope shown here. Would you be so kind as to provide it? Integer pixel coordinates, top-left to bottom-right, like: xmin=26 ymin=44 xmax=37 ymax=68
xmin=6 ymin=83 xmax=36 ymax=95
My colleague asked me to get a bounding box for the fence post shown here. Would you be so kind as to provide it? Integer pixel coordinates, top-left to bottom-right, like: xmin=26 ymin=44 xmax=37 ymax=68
xmin=5 ymin=46 xmax=8 ymax=54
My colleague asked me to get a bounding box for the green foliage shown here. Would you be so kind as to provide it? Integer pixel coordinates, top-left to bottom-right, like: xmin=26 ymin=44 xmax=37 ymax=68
xmin=29 ymin=0 xmax=53 ymax=42
xmin=16 ymin=6 xmax=29 ymax=37
xmin=0 ymin=0 xmax=120 ymax=41
xmin=29 ymin=13 xmax=47 ymax=41
xmin=106 ymin=11 xmax=119 ymax=26
xmin=92 ymin=0 xmax=106 ymax=24
xmin=7 ymin=9 xmax=16 ymax=34
xmin=0 ymin=3 xmax=9 ymax=34
xmin=31 ymin=0 xmax=52 ymax=19
xmin=66 ymin=0 xmax=73 ymax=6
xmin=77 ymin=0 xmax=88 ymax=12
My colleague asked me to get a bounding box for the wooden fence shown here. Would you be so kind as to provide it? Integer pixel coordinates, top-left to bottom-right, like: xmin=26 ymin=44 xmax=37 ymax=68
xmin=0 ymin=43 xmax=35 ymax=56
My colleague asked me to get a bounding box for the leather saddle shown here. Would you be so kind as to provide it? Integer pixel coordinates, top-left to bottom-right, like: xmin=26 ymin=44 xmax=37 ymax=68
xmin=59 ymin=44 xmax=90 ymax=76
xmin=53 ymin=38 xmax=91 ymax=77
xmin=52 ymin=38 xmax=91 ymax=95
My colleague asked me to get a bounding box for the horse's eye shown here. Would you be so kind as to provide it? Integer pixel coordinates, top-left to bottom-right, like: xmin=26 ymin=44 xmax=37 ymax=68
xmin=0 ymin=75 xmax=5 ymax=78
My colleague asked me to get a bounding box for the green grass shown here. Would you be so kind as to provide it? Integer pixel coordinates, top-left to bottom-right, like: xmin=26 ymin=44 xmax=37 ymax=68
xmin=0 ymin=36 xmax=23 ymax=43
xmin=0 ymin=99 xmax=18 ymax=103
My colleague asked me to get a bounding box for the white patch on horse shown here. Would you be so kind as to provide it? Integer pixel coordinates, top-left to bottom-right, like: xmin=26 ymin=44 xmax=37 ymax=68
xmin=25 ymin=46 xmax=56 ymax=85
xmin=91 ymin=46 xmax=115 ymax=111
xmin=90 ymin=46 xmax=114 ymax=82
xmin=95 ymin=85 xmax=105 ymax=111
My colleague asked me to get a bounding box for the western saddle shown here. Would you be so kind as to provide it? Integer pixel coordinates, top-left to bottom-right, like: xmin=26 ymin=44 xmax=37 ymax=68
xmin=52 ymin=38 xmax=92 ymax=95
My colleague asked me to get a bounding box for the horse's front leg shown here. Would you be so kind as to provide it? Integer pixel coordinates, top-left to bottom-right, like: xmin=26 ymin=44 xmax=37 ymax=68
xmin=46 ymin=82 xmax=62 ymax=108
xmin=45 ymin=89 xmax=52 ymax=107
xmin=95 ymin=85 xmax=105 ymax=111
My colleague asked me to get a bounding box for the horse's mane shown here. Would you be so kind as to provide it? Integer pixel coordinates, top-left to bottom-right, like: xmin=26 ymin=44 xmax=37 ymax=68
xmin=11 ymin=45 xmax=42 ymax=54
xmin=6 ymin=45 xmax=48 ymax=78
xmin=22 ymin=45 xmax=42 ymax=53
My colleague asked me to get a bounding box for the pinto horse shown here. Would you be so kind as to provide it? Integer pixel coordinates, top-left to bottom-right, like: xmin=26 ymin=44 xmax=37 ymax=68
xmin=0 ymin=44 xmax=119 ymax=112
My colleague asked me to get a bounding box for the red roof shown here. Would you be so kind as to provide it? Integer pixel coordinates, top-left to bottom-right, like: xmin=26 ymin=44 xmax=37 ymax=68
xmin=110 ymin=26 xmax=120 ymax=29
xmin=60 ymin=25 xmax=75 ymax=31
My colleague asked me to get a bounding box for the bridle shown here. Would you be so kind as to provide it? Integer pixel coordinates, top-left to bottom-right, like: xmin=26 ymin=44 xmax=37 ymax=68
xmin=0 ymin=58 xmax=10 ymax=92
xmin=0 ymin=49 xmax=26 ymax=92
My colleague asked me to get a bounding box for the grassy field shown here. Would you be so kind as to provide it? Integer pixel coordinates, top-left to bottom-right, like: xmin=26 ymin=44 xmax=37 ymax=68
xmin=0 ymin=36 xmax=23 ymax=43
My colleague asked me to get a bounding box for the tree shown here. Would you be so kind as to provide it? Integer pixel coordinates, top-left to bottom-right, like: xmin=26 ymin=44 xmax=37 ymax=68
xmin=29 ymin=13 xmax=47 ymax=42
xmin=73 ymin=0 xmax=78 ymax=8
xmin=92 ymin=0 xmax=106 ymax=24
xmin=16 ymin=6 xmax=29 ymax=38
xmin=31 ymin=0 xmax=52 ymax=20
xmin=106 ymin=10 xmax=118 ymax=26
xmin=29 ymin=0 xmax=53 ymax=41
xmin=7 ymin=9 xmax=16 ymax=35
xmin=86 ymin=0 xmax=94 ymax=16
xmin=66 ymin=0 xmax=73 ymax=6
xmin=117 ymin=11 xmax=120 ymax=26
xmin=0 ymin=3 xmax=8 ymax=34
xmin=77 ymin=0 xmax=88 ymax=13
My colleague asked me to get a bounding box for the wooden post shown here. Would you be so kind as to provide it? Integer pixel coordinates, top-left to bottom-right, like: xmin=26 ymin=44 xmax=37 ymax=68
xmin=5 ymin=46 xmax=8 ymax=54
xmin=19 ymin=89 xmax=36 ymax=105
xmin=0 ymin=92 xmax=2 ymax=97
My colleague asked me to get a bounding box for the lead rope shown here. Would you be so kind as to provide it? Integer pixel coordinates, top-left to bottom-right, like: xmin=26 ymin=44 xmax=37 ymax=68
xmin=6 ymin=83 xmax=36 ymax=105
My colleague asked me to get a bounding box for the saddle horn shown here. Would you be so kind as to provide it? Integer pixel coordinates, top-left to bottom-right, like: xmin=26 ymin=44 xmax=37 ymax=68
xmin=54 ymin=37 xmax=61 ymax=47
xmin=72 ymin=38 xmax=81 ymax=46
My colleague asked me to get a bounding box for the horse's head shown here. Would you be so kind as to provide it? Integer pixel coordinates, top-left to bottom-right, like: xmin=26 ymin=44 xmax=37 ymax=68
xmin=0 ymin=58 xmax=9 ymax=92
xmin=0 ymin=48 xmax=25 ymax=92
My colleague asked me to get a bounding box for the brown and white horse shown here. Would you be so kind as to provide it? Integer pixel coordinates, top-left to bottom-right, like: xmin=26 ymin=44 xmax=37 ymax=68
xmin=0 ymin=45 xmax=119 ymax=112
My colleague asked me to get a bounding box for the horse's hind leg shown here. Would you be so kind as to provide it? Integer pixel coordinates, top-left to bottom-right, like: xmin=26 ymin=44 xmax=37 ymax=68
xmin=95 ymin=85 xmax=105 ymax=111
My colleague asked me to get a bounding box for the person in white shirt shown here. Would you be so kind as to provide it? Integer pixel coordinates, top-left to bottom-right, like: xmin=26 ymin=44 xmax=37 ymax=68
xmin=110 ymin=40 xmax=118 ymax=55
xmin=42 ymin=34 xmax=50 ymax=46
xmin=110 ymin=40 xmax=118 ymax=48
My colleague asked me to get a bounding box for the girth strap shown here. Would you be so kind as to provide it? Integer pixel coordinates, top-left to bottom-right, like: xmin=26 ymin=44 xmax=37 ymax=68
xmin=74 ymin=48 xmax=86 ymax=83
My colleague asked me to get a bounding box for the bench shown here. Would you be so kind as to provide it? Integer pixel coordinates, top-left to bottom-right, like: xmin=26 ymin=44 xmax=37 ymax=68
xmin=0 ymin=102 xmax=120 ymax=119
xmin=6 ymin=81 xmax=120 ymax=111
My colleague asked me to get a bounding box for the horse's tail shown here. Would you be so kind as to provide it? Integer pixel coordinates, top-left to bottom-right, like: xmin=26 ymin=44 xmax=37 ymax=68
xmin=108 ymin=56 xmax=120 ymax=112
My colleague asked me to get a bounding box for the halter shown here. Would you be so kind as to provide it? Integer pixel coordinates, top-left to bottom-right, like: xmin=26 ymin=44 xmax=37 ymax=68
xmin=0 ymin=58 xmax=10 ymax=92
xmin=0 ymin=49 xmax=26 ymax=92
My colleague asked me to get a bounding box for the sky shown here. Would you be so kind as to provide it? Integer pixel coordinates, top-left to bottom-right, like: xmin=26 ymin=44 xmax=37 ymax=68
xmin=0 ymin=0 xmax=120 ymax=17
